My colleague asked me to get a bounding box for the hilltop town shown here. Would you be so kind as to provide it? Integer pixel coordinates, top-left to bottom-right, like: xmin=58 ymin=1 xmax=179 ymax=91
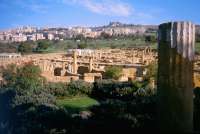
xmin=0 ymin=22 xmax=157 ymax=42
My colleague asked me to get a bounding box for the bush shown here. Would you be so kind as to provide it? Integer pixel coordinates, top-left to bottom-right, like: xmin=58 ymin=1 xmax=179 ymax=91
xmin=45 ymin=82 xmax=68 ymax=97
xmin=0 ymin=87 xmax=57 ymax=134
xmin=18 ymin=42 xmax=33 ymax=54
xmin=143 ymin=62 xmax=157 ymax=82
xmin=100 ymin=32 xmax=111 ymax=39
xmin=2 ymin=63 xmax=45 ymax=91
xmin=67 ymin=80 xmax=93 ymax=96
xmin=77 ymin=43 xmax=87 ymax=49
xmin=11 ymin=88 xmax=56 ymax=108
xmin=44 ymin=81 xmax=93 ymax=97
xmin=2 ymin=64 xmax=17 ymax=87
xmin=36 ymin=40 xmax=52 ymax=52
xmin=92 ymin=80 xmax=139 ymax=100
xmin=88 ymin=97 xmax=157 ymax=133
xmin=196 ymin=34 xmax=200 ymax=42
xmin=145 ymin=35 xmax=157 ymax=43
xmin=104 ymin=66 xmax=122 ymax=80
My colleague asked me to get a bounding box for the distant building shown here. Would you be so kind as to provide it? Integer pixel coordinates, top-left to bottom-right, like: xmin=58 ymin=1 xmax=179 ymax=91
xmin=27 ymin=34 xmax=36 ymax=41
xmin=0 ymin=53 xmax=21 ymax=59
xmin=36 ymin=33 xmax=45 ymax=40
xmin=0 ymin=34 xmax=4 ymax=40
xmin=47 ymin=33 xmax=54 ymax=40
xmin=17 ymin=26 xmax=37 ymax=33
xmin=11 ymin=34 xmax=27 ymax=42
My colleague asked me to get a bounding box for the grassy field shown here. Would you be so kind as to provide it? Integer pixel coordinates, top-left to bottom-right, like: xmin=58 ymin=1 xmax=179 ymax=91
xmin=42 ymin=41 xmax=199 ymax=53
xmin=4 ymin=38 xmax=199 ymax=53
xmin=196 ymin=42 xmax=200 ymax=53
xmin=46 ymin=38 xmax=156 ymax=52
xmin=56 ymin=96 xmax=99 ymax=113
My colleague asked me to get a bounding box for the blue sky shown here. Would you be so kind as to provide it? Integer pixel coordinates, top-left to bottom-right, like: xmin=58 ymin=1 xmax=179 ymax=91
xmin=0 ymin=0 xmax=199 ymax=29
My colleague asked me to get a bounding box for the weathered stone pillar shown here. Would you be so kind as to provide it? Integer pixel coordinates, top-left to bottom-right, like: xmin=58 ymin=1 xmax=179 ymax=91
xmin=73 ymin=50 xmax=78 ymax=74
xmin=142 ymin=50 xmax=145 ymax=63
xmin=89 ymin=57 xmax=93 ymax=72
xmin=158 ymin=21 xmax=195 ymax=133
xmin=61 ymin=62 xmax=66 ymax=76
xmin=99 ymin=51 xmax=102 ymax=59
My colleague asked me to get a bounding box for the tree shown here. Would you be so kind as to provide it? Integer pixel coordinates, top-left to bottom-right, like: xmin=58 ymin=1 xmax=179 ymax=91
xmin=104 ymin=66 xmax=122 ymax=80
xmin=196 ymin=34 xmax=200 ymax=42
xmin=18 ymin=42 xmax=33 ymax=53
xmin=2 ymin=64 xmax=17 ymax=87
xmin=100 ymin=32 xmax=111 ymax=39
xmin=77 ymin=43 xmax=87 ymax=49
xmin=75 ymin=34 xmax=85 ymax=40
xmin=144 ymin=62 xmax=157 ymax=82
xmin=36 ymin=40 xmax=51 ymax=51
xmin=145 ymin=35 xmax=157 ymax=43
xmin=2 ymin=63 xmax=45 ymax=91
xmin=16 ymin=63 xmax=44 ymax=90
xmin=0 ymin=42 xmax=17 ymax=53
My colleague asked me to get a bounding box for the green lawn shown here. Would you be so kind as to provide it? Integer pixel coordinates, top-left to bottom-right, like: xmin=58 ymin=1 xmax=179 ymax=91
xmin=56 ymin=96 xmax=99 ymax=113
xmin=196 ymin=42 xmax=200 ymax=53
xmin=45 ymin=38 xmax=156 ymax=52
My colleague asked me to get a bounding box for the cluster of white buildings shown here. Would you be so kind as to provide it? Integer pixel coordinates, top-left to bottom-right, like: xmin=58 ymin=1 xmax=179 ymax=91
xmin=0 ymin=22 xmax=156 ymax=43
xmin=102 ymin=26 xmax=147 ymax=36
xmin=0 ymin=26 xmax=57 ymax=42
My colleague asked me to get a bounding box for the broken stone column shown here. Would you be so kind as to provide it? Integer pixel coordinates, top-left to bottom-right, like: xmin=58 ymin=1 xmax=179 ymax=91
xmin=89 ymin=57 xmax=93 ymax=72
xmin=99 ymin=51 xmax=102 ymax=59
xmin=142 ymin=50 xmax=145 ymax=63
xmin=61 ymin=62 xmax=66 ymax=76
xmin=73 ymin=50 xmax=78 ymax=74
xmin=158 ymin=21 xmax=195 ymax=133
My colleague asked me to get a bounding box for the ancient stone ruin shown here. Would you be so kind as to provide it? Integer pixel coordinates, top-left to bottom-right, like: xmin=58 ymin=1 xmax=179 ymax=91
xmin=0 ymin=48 xmax=156 ymax=83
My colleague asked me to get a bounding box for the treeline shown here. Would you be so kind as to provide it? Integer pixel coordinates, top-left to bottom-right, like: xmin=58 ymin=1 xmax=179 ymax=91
xmin=0 ymin=40 xmax=54 ymax=54
xmin=0 ymin=42 xmax=18 ymax=53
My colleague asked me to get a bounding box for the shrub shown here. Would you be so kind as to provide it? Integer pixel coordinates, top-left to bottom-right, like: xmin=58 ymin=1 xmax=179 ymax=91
xmin=45 ymin=81 xmax=93 ymax=97
xmin=196 ymin=34 xmax=200 ymax=42
xmin=145 ymin=35 xmax=157 ymax=43
xmin=100 ymin=32 xmax=111 ymax=39
xmin=35 ymin=40 xmax=52 ymax=52
xmin=88 ymin=97 xmax=157 ymax=133
xmin=143 ymin=61 xmax=157 ymax=82
xmin=104 ymin=66 xmax=122 ymax=80
xmin=18 ymin=42 xmax=33 ymax=54
xmin=67 ymin=80 xmax=93 ymax=96
xmin=77 ymin=43 xmax=87 ymax=49
xmin=2 ymin=64 xmax=17 ymax=87
xmin=0 ymin=87 xmax=57 ymax=134
xmin=2 ymin=63 xmax=45 ymax=91
xmin=92 ymin=80 xmax=138 ymax=100
xmin=45 ymin=82 xmax=68 ymax=97
xmin=11 ymin=88 xmax=56 ymax=108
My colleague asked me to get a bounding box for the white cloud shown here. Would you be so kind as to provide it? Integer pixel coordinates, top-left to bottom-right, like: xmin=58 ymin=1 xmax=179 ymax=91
xmin=63 ymin=0 xmax=133 ymax=17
